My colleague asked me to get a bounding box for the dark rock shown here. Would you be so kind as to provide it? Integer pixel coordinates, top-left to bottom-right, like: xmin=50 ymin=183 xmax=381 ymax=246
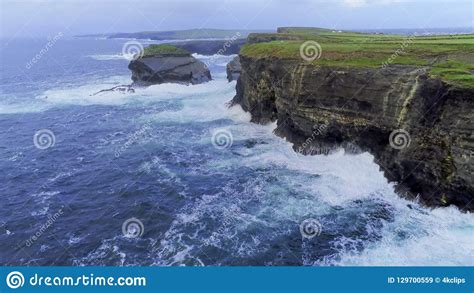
xmin=91 ymin=85 xmax=135 ymax=96
xmin=128 ymin=54 xmax=211 ymax=86
xmin=232 ymin=55 xmax=474 ymax=211
xmin=226 ymin=56 xmax=241 ymax=82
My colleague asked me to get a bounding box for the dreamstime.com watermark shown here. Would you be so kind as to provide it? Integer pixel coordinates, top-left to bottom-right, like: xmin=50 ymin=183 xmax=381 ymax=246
xmin=5 ymin=271 xmax=146 ymax=289
xmin=297 ymin=123 xmax=328 ymax=153
xmin=25 ymin=32 xmax=64 ymax=70
xmin=381 ymin=34 xmax=416 ymax=69
xmin=203 ymin=32 xmax=242 ymax=69
xmin=25 ymin=207 xmax=64 ymax=247
xmin=114 ymin=123 xmax=152 ymax=158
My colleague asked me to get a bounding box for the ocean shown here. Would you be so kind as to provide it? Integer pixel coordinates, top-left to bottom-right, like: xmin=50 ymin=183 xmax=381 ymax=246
xmin=0 ymin=37 xmax=473 ymax=266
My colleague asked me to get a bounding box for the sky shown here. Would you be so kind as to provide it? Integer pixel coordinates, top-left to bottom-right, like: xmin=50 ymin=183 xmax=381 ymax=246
xmin=0 ymin=0 xmax=473 ymax=38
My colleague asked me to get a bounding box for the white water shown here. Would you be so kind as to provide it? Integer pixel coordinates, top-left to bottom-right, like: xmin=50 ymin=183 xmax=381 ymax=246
xmin=125 ymin=67 xmax=471 ymax=265
xmin=9 ymin=54 xmax=473 ymax=266
xmin=155 ymin=111 xmax=474 ymax=265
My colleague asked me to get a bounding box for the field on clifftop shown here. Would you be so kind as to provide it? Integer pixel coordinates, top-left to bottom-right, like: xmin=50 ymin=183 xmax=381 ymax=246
xmin=241 ymin=28 xmax=474 ymax=88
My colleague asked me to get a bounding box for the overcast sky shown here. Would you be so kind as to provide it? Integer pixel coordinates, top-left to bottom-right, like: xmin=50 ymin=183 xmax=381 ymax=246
xmin=1 ymin=0 xmax=472 ymax=38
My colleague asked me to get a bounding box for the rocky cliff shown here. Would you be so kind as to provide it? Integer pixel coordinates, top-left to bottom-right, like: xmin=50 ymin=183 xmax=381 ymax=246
xmin=226 ymin=56 xmax=241 ymax=82
xmin=233 ymin=55 xmax=474 ymax=211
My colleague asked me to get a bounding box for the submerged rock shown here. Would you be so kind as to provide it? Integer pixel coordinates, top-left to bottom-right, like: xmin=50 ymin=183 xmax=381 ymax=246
xmin=128 ymin=44 xmax=211 ymax=86
xmin=91 ymin=85 xmax=135 ymax=96
xmin=226 ymin=56 xmax=241 ymax=82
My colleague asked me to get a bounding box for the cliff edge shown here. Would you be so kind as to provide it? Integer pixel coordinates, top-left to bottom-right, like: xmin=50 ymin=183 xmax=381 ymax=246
xmin=233 ymin=29 xmax=474 ymax=211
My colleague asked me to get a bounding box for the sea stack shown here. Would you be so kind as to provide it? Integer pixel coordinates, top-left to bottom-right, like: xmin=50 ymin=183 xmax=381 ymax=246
xmin=128 ymin=44 xmax=211 ymax=86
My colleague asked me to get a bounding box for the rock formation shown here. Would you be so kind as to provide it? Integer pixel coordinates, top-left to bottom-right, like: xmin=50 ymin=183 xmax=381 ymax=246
xmin=226 ymin=56 xmax=241 ymax=82
xmin=128 ymin=45 xmax=211 ymax=86
xmin=233 ymin=55 xmax=474 ymax=211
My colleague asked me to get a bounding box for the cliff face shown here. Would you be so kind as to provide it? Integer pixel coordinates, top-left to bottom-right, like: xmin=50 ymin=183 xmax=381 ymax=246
xmin=233 ymin=55 xmax=474 ymax=211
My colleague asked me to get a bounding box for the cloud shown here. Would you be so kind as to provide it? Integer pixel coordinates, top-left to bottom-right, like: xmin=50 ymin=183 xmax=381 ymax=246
xmin=343 ymin=0 xmax=403 ymax=8
xmin=343 ymin=0 xmax=367 ymax=7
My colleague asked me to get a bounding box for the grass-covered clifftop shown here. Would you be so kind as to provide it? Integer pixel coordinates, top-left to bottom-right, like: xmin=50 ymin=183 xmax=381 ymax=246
xmin=142 ymin=44 xmax=190 ymax=57
xmin=241 ymin=29 xmax=474 ymax=88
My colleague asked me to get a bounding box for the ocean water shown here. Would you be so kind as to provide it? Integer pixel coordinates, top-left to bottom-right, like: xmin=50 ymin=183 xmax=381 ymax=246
xmin=0 ymin=38 xmax=473 ymax=266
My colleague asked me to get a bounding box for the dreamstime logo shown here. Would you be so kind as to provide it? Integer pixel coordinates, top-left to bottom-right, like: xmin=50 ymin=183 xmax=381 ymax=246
xmin=6 ymin=271 xmax=25 ymax=289
xmin=299 ymin=218 xmax=322 ymax=239
xmin=33 ymin=129 xmax=56 ymax=149
xmin=299 ymin=41 xmax=322 ymax=62
xmin=211 ymin=129 xmax=233 ymax=150
xmin=389 ymin=129 xmax=411 ymax=150
xmin=122 ymin=218 xmax=144 ymax=238
xmin=122 ymin=41 xmax=144 ymax=61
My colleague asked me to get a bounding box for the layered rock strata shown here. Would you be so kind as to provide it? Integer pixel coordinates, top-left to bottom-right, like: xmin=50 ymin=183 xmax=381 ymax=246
xmin=233 ymin=55 xmax=474 ymax=211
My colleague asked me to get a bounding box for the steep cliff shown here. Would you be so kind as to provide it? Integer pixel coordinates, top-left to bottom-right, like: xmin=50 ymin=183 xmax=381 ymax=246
xmin=233 ymin=55 xmax=474 ymax=211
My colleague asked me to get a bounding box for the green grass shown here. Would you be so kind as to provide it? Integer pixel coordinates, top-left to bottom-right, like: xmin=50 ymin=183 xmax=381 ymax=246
xmin=430 ymin=60 xmax=474 ymax=88
xmin=142 ymin=44 xmax=190 ymax=57
xmin=241 ymin=31 xmax=474 ymax=88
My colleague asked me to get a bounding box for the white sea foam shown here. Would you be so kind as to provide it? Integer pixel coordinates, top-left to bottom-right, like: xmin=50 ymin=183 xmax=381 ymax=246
xmin=192 ymin=53 xmax=237 ymax=59
xmin=151 ymin=94 xmax=474 ymax=265
xmin=86 ymin=45 xmax=236 ymax=62
xmin=144 ymin=80 xmax=240 ymax=123
xmin=87 ymin=54 xmax=129 ymax=61
xmin=4 ymin=52 xmax=472 ymax=266
xmin=0 ymin=75 xmax=132 ymax=114
xmin=30 ymin=206 xmax=50 ymax=216
xmin=0 ymin=102 xmax=47 ymax=114
xmin=31 ymin=70 xmax=235 ymax=111
xmin=332 ymin=206 xmax=474 ymax=266
xmin=0 ymin=54 xmax=235 ymax=114
xmin=243 ymin=130 xmax=473 ymax=265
